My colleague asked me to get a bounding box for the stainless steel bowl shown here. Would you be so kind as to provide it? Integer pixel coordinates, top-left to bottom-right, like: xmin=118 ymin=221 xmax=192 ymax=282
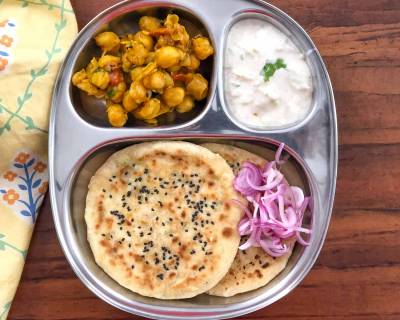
xmin=49 ymin=0 xmax=337 ymax=319
xmin=71 ymin=4 xmax=216 ymax=129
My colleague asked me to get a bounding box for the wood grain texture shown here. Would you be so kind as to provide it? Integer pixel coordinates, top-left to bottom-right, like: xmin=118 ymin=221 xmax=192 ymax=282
xmin=8 ymin=0 xmax=400 ymax=319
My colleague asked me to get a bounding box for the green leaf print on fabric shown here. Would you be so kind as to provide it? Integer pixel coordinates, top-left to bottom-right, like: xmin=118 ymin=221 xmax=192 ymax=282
xmin=0 ymin=234 xmax=27 ymax=259
xmin=0 ymin=100 xmax=47 ymax=133
xmin=0 ymin=0 xmax=69 ymax=136
xmin=0 ymin=301 xmax=12 ymax=320
xmin=55 ymin=17 xmax=67 ymax=31
xmin=17 ymin=0 xmax=73 ymax=13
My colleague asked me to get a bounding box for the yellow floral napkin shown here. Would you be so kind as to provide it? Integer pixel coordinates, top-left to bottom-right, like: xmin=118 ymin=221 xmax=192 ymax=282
xmin=0 ymin=1 xmax=77 ymax=318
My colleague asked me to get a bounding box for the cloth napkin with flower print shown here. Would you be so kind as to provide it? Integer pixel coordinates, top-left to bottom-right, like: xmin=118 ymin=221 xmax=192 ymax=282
xmin=0 ymin=1 xmax=77 ymax=318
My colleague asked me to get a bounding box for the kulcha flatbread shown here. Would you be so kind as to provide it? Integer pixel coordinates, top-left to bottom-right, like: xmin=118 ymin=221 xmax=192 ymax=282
xmin=202 ymin=143 xmax=293 ymax=297
xmin=85 ymin=141 xmax=242 ymax=299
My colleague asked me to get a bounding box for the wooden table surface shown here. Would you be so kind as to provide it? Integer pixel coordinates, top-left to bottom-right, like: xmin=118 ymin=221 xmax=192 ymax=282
xmin=9 ymin=0 xmax=400 ymax=319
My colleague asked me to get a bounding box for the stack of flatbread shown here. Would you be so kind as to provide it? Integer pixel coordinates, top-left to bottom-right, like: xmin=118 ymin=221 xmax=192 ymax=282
xmin=85 ymin=141 xmax=293 ymax=299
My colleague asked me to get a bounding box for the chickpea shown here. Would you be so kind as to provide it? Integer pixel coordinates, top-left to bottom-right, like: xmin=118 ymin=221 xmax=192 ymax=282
xmin=162 ymin=86 xmax=185 ymax=107
xmin=131 ymin=62 xmax=158 ymax=82
xmin=125 ymin=42 xmax=149 ymax=66
xmin=155 ymin=46 xmax=183 ymax=68
xmin=145 ymin=118 xmax=158 ymax=125
xmin=142 ymin=101 xmax=173 ymax=125
xmin=143 ymin=70 xmax=166 ymax=91
xmin=98 ymin=55 xmax=121 ymax=70
xmin=90 ymin=70 xmax=110 ymax=90
xmin=129 ymin=81 xmax=149 ymax=104
xmin=76 ymin=79 xmax=105 ymax=98
xmin=170 ymin=25 xmax=186 ymax=41
xmin=164 ymin=14 xmax=179 ymax=29
xmin=140 ymin=62 xmax=158 ymax=78
xmin=188 ymin=54 xmax=200 ymax=70
xmin=130 ymin=66 xmax=144 ymax=81
xmin=121 ymin=53 xmax=131 ymax=72
xmin=107 ymin=104 xmax=127 ymax=127
xmin=72 ymin=69 xmax=87 ymax=86
xmin=144 ymin=102 xmax=174 ymax=125
xmin=133 ymin=31 xmax=154 ymax=51
xmin=122 ymin=91 xmax=138 ymax=112
xmin=95 ymin=31 xmax=120 ymax=52
xmin=165 ymin=14 xmax=189 ymax=50
xmin=186 ymin=73 xmax=208 ymax=100
xmin=142 ymin=74 xmax=152 ymax=89
xmin=133 ymin=98 xmax=161 ymax=120
xmin=176 ymin=95 xmax=195 ymax=113
xmin=108 ymin=81 xmax=126 ymax=103
xmin=192 ymin=36 xmax=214 ymax=60
xmin=157 ymin=101 xmax=172 ymax=116
xmin=139 ymin=16 xmax=162 ymax=32
xmin=180 ymin=54 xmax=190 ymax=67
xmin=86 ymin=57 xmax=98 ymax=76
xmin=180 ymin=54 xmax=200 ymax=71
xmin=145 ymin=52 xmax=156 ymax=64
xmin=73 ymin=69 xmax=106 ymax=98
xmin=163 ymin=71 xmax=174 ymax=88
xmin=155 ymin=35 xmax=175 ymax=49
xmin=167 ymin=65 xmax=182 ymax=73
xmin=176 ymin=28 xmax=190 ymax=50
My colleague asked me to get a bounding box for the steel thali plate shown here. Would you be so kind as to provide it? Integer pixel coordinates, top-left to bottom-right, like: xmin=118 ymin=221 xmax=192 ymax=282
xmin=49 ymin=0 xmax=337 ymax=319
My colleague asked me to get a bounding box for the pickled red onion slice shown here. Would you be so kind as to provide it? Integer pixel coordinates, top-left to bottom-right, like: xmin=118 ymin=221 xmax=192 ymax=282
xmin=233 ymin=161 xmax=263 ymax=197
xmin=232 ymin=143 xmax=312 ymax=257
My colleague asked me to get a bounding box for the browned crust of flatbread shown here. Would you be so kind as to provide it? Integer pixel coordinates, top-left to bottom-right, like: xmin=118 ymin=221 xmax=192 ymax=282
xmin=85 ymin=141 xmax=242 ymax=299
xmin=202 ymin=143 xmax=293 ymax=297
xmin=201 ymin=143 xmax=266 ymax=174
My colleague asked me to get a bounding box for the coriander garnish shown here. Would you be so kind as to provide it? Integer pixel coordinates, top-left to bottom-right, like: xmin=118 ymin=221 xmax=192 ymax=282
xmin=106 ymin=87 xmax=116 ymax=98
xmin=261 ymin=58 xmax=287 ymax=82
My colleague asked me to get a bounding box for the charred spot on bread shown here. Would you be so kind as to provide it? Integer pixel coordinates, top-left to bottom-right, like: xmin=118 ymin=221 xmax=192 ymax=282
xmin=222 ymin=227 xmax=233 ymax=238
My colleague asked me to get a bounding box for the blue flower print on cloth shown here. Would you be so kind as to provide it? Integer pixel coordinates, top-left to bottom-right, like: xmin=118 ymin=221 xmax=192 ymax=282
xmin=0 ymin=150 xmax=48 ymax=224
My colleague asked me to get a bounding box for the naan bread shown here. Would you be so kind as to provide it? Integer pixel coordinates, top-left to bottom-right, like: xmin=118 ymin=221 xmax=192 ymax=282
xmin=202 ymin=143 xmax=293 ymax=297
xmin=85 ymin=141 xmax=242 ymax=299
